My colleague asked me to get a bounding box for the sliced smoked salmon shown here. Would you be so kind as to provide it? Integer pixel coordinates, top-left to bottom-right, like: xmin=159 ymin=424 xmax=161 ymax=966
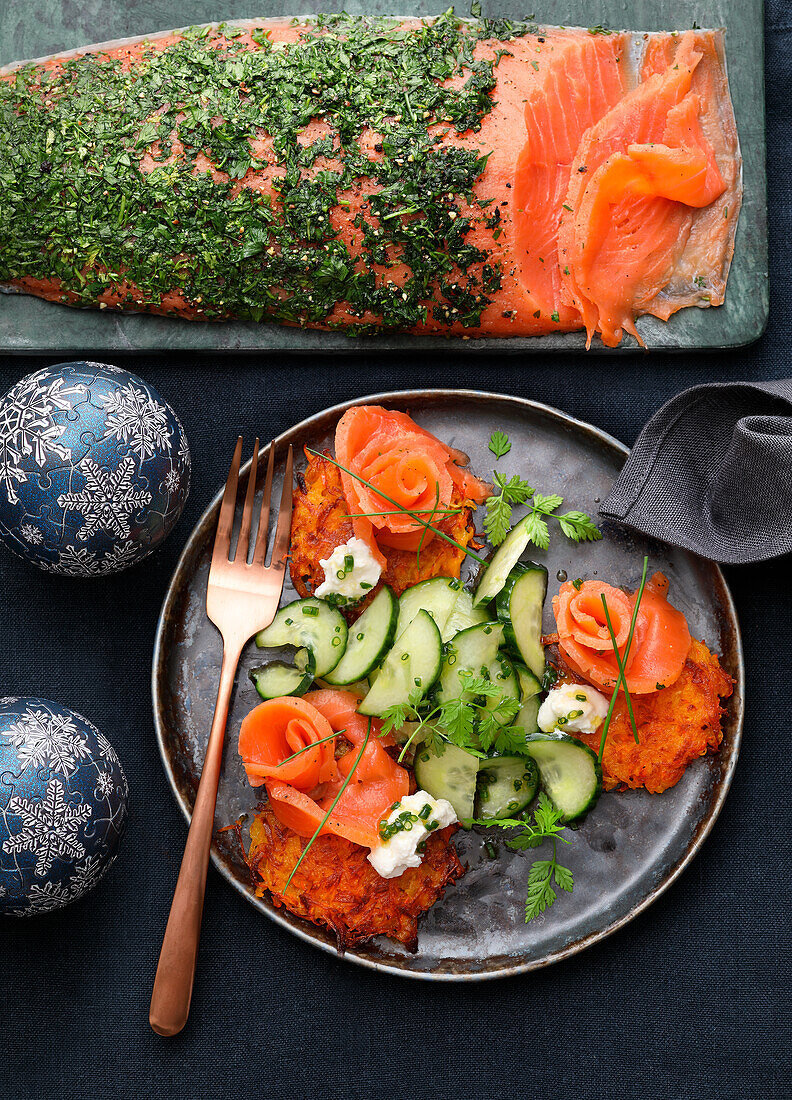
xmin=238 ymin=689 xmax=409 ymax=849
xmin=334 ymin=406 xmax=489 ymax=554
xmin=0 ymin=16 xmax=741 ymax=346
xmin=553 ymin=572 xmax=692 ymax=694
xmin=557 ymin=31 xmax=740 ymax=347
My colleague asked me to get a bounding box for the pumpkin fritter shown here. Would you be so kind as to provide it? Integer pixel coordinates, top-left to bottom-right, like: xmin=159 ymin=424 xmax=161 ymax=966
xmin=247 ymin=805 xmax=464 ymax=952
xmin=555 ymin=638 xmax=733 ymax=793
xmin=290 ymin=450 xmax=479 ymax=603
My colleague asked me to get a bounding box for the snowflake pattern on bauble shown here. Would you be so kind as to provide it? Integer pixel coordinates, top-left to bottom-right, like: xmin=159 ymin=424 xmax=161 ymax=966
xmin=99 ymin=383 xmax=170 ymax=461
xmin=57 ymin=455 xmax=151 ymax=540
xmin=3 ymin=778 xmax=90 ymax=876
xmin=0 ymin=370 xmax=84 ymax=505
xmin=20 ymin=523 xmax=43 ymax=544
xmin=3 ymin=708 xmax=90 ymax=777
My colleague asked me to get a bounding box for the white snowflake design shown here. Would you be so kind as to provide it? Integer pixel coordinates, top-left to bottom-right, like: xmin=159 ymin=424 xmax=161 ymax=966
xmin=177 ymin=426 xmax=190 ymax=465
xmin=3 ymin=777 xmax=90 ymax=876
xmin=21 ymin=881 xmax=73 ymax=914
xmin=94 ymin=730 xmax=121 ymax=770
xmin=98 ymin=539 xmax=140 ymax=573
xmin=0 ymin=370 xmax=85 ymax=505
xmin=99 ymin=383 xmax=170 ymax=461
xmin=20 ymin=523 xmax=43 ymax=545
xmin=0 ymin=696 xmax=18 ymax=706
xmin=94 ymin=770 xmax=114 ymax=798
xmin=57 ymin=455 xmax=152 ymax=540
xmin=161 ymin=468 xmax=180 ymax=494
xmin=3 ymin=707 xmax=90 ymax=777
xmin=68 ymin=853 xmax=111 ymax=898
xmin=42 ymin=545 xmax=100 ymax=577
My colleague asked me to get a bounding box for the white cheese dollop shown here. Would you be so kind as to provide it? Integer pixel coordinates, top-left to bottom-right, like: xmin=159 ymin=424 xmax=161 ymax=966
xmin=367 ymin=791 xmax=457 ymax=880
xmin=538 ymin=683 xmax=610 ymax=735
xmin=315 ymin=537 xmax=382 ymax=602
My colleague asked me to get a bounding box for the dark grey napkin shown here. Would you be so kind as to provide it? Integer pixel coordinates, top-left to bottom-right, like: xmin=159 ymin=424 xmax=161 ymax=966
xmin=600 ymin=379 xmax=792 ymax=564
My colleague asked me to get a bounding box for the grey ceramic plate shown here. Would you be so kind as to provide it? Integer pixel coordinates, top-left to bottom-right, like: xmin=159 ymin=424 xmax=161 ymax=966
xmin=151 ymin=390 xmax=744 ymax=980
xmin=0 ymin=0 xmax=767 ymax=353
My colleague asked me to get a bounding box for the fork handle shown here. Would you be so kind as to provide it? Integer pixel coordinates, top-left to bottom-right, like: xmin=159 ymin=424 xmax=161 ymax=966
xmin=149 ymin=642 xmax=242 ymax=1036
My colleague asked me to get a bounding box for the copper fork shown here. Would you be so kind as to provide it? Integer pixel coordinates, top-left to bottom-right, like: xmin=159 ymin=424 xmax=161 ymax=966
xmin=149 ymin=437 xmax=293 ymax=1037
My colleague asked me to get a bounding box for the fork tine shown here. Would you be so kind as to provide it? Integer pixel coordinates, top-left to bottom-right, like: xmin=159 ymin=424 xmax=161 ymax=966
xmin=251 ymin=445 xmax=275 ymax=566
xmin=269 ymin=445 xmax=293 ymax=570
xmin=211 ymin=436 xmax=243 ymax=566
xmin=234 ymin=438 xmax=259 ymax=563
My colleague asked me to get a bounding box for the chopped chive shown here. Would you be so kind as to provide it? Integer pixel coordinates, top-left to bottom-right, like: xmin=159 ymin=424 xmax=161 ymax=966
xmin=284 ymin=719 xmax=372 ymax=892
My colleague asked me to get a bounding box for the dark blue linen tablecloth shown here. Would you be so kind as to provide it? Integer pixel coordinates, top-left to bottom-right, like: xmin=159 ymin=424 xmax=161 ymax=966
xmin=1 ymin=4 xmax=790 ymax=1097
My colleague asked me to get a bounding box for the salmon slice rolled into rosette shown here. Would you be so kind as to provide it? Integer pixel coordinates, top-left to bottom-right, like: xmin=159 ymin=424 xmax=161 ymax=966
xmin=335 ymin=406 xmax=489 ymax=555
xmin=238 ymin=690 xmax=408 ymax=849
xmin=552 ymin=572 xmax=692 ymax=694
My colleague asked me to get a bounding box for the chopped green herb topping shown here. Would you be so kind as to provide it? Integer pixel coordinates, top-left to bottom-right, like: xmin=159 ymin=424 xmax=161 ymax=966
xmin=0 ymin=13 xmax=534 ymax=331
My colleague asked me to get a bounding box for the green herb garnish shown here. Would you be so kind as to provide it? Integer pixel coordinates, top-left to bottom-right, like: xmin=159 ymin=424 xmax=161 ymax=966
xmin=597 ymin=556 xmax=649 ymax=761
xmin=473 ymin=793 xmax=573 ymax=921
xmin=488 ymin=429 xmax=511 ymax=458
xmin=484 ymin=473 xmax=601 ymax=548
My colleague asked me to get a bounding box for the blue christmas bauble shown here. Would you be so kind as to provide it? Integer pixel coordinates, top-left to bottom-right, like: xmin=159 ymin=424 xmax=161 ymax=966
xmin=0 ymin=361 xmax=190 ymax=576
xmin=0 ymin=697 xmax=128 ymax=916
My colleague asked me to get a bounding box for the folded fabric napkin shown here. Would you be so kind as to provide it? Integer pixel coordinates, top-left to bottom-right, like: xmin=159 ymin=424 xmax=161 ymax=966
xmin=600 ymin=379 xmax=792 ymax=564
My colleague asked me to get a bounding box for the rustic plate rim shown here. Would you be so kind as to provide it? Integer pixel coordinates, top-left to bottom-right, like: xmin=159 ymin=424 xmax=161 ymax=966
xmin=151 ymin=388 xmax=745 ymax=981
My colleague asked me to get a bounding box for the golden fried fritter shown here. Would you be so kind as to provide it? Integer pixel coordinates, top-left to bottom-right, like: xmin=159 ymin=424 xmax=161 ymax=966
xmin=289 ymin=450 xmax=479 ymax=604
xmin=247 ymin=805 xmax=464 ymax=952
xmin=556 ymin=638 xmax=734 ymax=793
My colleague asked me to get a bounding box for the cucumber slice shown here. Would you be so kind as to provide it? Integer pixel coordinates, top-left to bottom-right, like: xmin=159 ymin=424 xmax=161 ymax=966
xmin=359 ymin=609 xmax=442 ymax=716
xmin=474 ymin=515 xmax=543 ymax=607
xmin=515 ymin=661 xmax=542 ymax=733
xmin=515 ymin=662 xmax=542 ymax=699
xmin=475 ymin=755 xmax=539 ymax=819
xmin=524 ymin=732 xmax=602 ymax=821
xmin=496 ymin=563 xmax=548 ymax=679
xmin=248 ymin=648 xmax=315 ymax=700
xmin=256 ymin=598 xmax=348 ymax=677
xmin=324 ymin=586 xmax=398 ymax=685
xmin=435 ymin=621 xmax=504 ymax=707
xmin=413 ymin=740 xmax=479 ymax=823
xmin=516 ymin=695 xmax=541 ymax=735
xmin=396 ymin=576 xmax=463 ymax=639
xmin=442 ymin=588 xmax=489 ymax=642
xmin=481 ymin=652 xmax=520 ymax=728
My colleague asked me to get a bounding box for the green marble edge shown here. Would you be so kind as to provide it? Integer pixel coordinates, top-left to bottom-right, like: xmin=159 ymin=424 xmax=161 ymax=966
xmin=0 ymin=0 xmax=768 ymax=353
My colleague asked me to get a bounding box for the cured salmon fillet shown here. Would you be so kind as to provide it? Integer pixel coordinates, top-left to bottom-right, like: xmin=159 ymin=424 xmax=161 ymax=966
xmin=0 ymin=15 xmax=741 ymax=346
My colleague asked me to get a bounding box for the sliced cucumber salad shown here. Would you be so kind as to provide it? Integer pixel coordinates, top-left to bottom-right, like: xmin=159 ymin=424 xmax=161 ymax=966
xmin=249 ymin=647 xmax=315 ymax=700
xmin=474 ymin=514 xmax=543 ymax=606
xmin=496 ymin=563 xmax=548 ymax=680
xmin=524 ymin=732 xmax=602 ymax=821
xmin=414 ymin=740 xmax=479 ymax=822
xmin=475 ymin=756 xmax=539 ymax=820
xmin=359 ymin=609 xmax=442 ymax=716
xmin=434 ymin=620 xmax=504 ymax=707
xmin=396 ymin=576 xmax=462 ymax=638
xmin=256 ymin=598 xmax=347 ymax=678
xmin=323 ymin=586 xmax=398 ymax=686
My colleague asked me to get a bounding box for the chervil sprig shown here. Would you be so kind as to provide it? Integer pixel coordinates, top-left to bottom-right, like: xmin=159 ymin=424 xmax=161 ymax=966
xmin=488 ymin=429 xmax=511 ymax=458
xmin=484 ymin=472 xmax=601 ymax=548
xmin=473 ymin=793 xmax=573 ymax=921
xmin=484 ymin=472 xmax=533 ymax=543
xmin=382 ymin=667 xmax=524 ymax=761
